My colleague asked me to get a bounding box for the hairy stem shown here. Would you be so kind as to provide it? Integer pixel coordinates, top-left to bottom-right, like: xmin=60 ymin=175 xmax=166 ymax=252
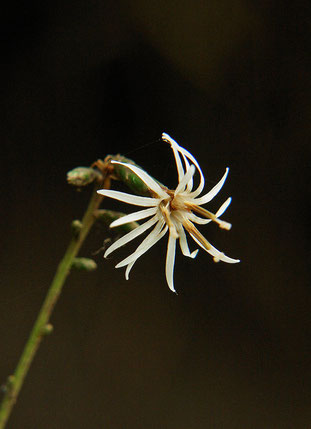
xmin=0 ymin=176 xmax=109 ymax=429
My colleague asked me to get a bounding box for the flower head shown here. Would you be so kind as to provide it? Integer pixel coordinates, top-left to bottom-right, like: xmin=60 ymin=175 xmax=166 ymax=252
xmin=97 ymin=133 xmax=239 ymax=292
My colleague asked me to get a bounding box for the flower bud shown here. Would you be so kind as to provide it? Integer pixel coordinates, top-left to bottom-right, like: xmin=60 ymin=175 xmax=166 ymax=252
xmin=42 ymin=323 xmax=54 ymax=335
xmin=1 ymin=375 xmax=15 ymax=393
xmin=67 ymin=167 xmax=100 ymax=187
xmin=71 ymin=219 xmax=83 ymax=236
xmin=72 ymin=257 xmax=97 ymax=271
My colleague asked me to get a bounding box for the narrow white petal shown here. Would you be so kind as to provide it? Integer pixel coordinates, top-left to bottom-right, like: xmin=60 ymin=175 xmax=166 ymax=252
xmin=162 ymin=133 xmax=204 ymax=197
xmin=189 ymin=232 xmax=240 ymax=264
xmin=188 ymin=213 xmax=212 ymax=225
xmin=180 ymin=148 xmax=204 ymax=197
xmin=172 ymin=142 xmax=204 ymax=197
xmin=97 ymin=189 xmax=160 ymax=207
xmin=165 ymin=234 xmax=177 ymax=292
xmin=110 ymin=161 xmax=168 ymax=198
xmin=125 ymin=263 xmax=133 ymax=280
xmin=175 ymin=164 xmax=196 ymax=195
xmin=214 ymin=252 xmax=240 ymax=264
xmin=191 ymin=168 xmax=229 ymax=206
xmin=180 ymin=153 xmax=193 ymax=192
xmin=110 ymin=207 xmax=157 ymax=228
xmin=216 ymin=197 xmax=232 ymax=218
xmin=162 ymin=133 xmax=184 ymax=181
xmin=181 ymin=153 xmax=193 ymax=192
xmin=176 ymin=223 xmax=198 ymax=258
xmin=129 ymin=220 xmax=166 ymax=256
xmin=116 ymin=222 xmax=167 ymax=268
xmin=189 ymin=232 xmax=219 ymax=259
xmin=104 ymin=216 xmax=158 ymax=258
xmin=125 ymin=224 xmax=168 ymax=279
xmin=172 ymin=146 xmax=185 ymax=183
xmin=162 ymin=133 xmax=193 ymax=191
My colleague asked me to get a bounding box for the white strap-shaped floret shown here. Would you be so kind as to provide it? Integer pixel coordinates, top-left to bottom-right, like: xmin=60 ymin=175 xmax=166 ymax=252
xmin=165 ymin=233 xmax=177 ymax=293
xmin=175 ymin=146 xmax=194 ymax=192
xmin=175 ymin=164 xmax=196 ymax=195
xmin=124 ymin=222 xmax=168 ymax=280
xmin=188 ymin=213 xmax=212 ymax=225
xmin=162 ymin=133 xmax=204 ymax=198
xmin=110 ymin=160 xmax=168 ymax=199
xmin=104 ymin=215 xmax=158 ymax=258
xmin=187 ymin=197 xmax=232 ymax=226
xmin=175 ymin=222 xmax=199 ymax=259
xmin=189 ymin=232 xmax=240 ymax=264
xmin=191 ymin=168 xmax=229 ymax=206
xmin=97 ymin=189 xmax=160 ymax=207
xmin=181 ymin=155 xmax=194 ymax=192
xmin=109 ymin=207 xmax=157 ymax=228
xmin=163 ymin=133 xmax=185 ymax=183
xmin=216 ymin=197 xmax=232 ymax=217
xmin=115 ymin=221 xmax=167 ymax=269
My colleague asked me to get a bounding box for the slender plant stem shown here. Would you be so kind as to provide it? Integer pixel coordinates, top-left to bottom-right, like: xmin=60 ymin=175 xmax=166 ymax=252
xmin=0 ymin=177 xmax=109 ymax=429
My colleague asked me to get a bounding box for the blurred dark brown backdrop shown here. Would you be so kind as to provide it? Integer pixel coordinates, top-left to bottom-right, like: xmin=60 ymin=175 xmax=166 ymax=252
xmin=1 ymin=0 xmax=311 ymax=428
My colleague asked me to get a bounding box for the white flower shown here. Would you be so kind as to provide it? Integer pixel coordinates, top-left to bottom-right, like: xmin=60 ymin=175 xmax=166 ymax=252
xmin=97 ymin=133 xmax=240 ymax=292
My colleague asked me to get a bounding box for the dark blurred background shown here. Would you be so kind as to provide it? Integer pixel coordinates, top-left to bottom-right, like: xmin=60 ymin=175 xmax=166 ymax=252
xmin=1 ymin=0 xmax=311 ymax=428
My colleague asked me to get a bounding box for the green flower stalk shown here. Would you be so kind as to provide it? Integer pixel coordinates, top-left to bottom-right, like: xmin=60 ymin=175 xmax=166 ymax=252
xmin=0 ymin=172 xmax=110 ymax=428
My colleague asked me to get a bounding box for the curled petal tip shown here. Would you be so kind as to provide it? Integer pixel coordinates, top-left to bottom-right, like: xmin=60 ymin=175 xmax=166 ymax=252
xmin=190 ymin=249 xmax=199 ymax=258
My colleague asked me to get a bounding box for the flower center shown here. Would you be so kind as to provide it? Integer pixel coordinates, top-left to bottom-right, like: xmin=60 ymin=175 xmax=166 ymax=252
xmin=166 ymin=190 xmax=188 ymax=212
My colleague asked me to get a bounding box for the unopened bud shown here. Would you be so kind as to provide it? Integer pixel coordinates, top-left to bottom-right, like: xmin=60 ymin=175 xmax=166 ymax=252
xmin=71 ymin=220 xmax=83 ymax=236
xmin=67 ymin=167 xmax=100 ymax=187
xmin=72 ymin=257 xmax=97 ymax=271
xmin=42 ymin=323 xmax=54 ymax=335
xmin=1 ymin=375 xmax=15 ymax=393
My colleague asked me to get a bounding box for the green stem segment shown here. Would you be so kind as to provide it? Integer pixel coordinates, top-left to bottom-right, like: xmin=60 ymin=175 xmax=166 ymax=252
xmin=0 ymin=178 xmax=109 ymax=429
